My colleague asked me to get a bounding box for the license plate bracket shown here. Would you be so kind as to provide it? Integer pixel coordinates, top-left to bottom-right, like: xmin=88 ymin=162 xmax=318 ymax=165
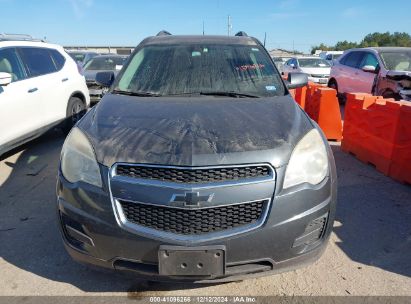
xmin=158 ymin=245 xmax=225 ymax=276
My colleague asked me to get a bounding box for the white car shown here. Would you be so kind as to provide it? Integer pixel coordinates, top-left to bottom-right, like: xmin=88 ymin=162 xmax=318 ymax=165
xmin=319 ymin=51 xmax=343 ymax=64
xmin=0 ymin=35 xmax=90 ymax=156
xmin=283 ymin=57 xmax=331 ymax=84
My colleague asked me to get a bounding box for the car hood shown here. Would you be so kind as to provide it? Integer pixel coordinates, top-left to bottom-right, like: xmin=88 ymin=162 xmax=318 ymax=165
xmin=77 ymin=94 xmax=313 ymax=168
xmin=386 ymin=70 xmax=411 ymax=81
xmin=300 ymin=67 xmax=330 ymax=75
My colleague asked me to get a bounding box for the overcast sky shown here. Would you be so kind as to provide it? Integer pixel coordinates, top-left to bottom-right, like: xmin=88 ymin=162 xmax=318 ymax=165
xmin=1 ymin=0 xmax=411 ymax=52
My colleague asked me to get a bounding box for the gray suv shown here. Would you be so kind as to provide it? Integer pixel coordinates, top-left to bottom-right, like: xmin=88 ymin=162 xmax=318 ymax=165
xmin=57 ymin=31 xmax=337 ymax=282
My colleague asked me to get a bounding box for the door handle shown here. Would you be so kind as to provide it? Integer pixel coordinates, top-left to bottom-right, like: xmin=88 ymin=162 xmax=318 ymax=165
xmin=28 ymin=88 xmax=38 ymax=93
xmin=62 ymin=78 xmax=69 ymax=82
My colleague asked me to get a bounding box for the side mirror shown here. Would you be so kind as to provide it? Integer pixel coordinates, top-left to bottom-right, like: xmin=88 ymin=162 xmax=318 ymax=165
xmin=0 ymin=72 xmax=12 ymax=86
xmin=286 ymin=72 xmax=308 ymax=89
xmin=362 ymin=65 xmax=377 ymax=73
xmin=95 ymin=71 xmax=115 ymax=87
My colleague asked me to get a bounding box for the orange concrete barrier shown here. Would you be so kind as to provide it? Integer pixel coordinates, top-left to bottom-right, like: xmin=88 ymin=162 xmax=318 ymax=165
xmin=294 ymin=86 xmax=307 ymax=109
xmin=389 ymin=145 xmax=411 ymax=184
xmin=312 ymin=88 xmax=343 ymax=141
xmin=289 ymin=82 xmax=342 ymax=140
xmin=302 ymin=85 xmax=342 ymax=141
xmin=389 ymin=103 xmax=411 ymax=184
xmin=342 ymin=93 xmax=411 ymax=184
xmin=305 ymin=82 xmax=320 ymax=108
xmin=342 ymin=96 xmax=400 ymax=174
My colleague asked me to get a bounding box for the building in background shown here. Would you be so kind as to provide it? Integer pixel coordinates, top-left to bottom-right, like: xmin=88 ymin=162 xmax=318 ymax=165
xmin=64 ymin=46 xmax=134 ymax=55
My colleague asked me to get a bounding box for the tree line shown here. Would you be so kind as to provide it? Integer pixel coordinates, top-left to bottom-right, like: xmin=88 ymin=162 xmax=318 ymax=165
xmin=311 ymin=32 xmax=411 ymax=54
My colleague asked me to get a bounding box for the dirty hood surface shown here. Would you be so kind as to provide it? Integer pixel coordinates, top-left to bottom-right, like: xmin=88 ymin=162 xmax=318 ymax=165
xmin=77 ymin=94 xmax=313 ymax=168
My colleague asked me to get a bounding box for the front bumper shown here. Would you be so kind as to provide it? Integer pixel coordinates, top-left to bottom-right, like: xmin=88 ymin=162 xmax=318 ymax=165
xmin=308 ymin=76 xmax=329 ymax=84
xmin=86 ymin=83 xmax=104 ymax=103
xmin=399 ymin=89 xmax=411 ymax=101
xmin=56 ymin=161 xmax=337 ymax=282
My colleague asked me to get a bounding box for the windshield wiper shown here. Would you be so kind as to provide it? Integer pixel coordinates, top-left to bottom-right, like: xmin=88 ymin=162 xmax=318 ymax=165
xmin=112 ymin=90 xmax=161 ymax=97
xmin=163 ymin=91 xmax=260 ymax=98
xmin=199 ymin=91 xmax=260 ymax=98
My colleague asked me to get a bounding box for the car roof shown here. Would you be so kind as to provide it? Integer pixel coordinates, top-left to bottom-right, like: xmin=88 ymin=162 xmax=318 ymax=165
xmin=0 ymin=40 xmax=63 ymax=50
xmin=320 ymin=50 xmax=343 ymax=54
xmin=296 ymin=56 xmax=322 ymax=59
xmin=140 ymin=35 xmax=259 ymax=46
xmin=91 ymin=54 xmax=127 ymax=59
xmin=67 ymin=50 xmax=98 ymax=54
xmin=370 ymin=47 xmax=411 ymax=53
xmin=348 ymin=47 xmax=411 ymax=53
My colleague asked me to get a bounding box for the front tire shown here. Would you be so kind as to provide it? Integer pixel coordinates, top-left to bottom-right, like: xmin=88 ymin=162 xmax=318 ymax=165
xmin=62 ymin=96 xmax=86 ymax=133
xmin=382 ymin=90 xmax=401 ymax=101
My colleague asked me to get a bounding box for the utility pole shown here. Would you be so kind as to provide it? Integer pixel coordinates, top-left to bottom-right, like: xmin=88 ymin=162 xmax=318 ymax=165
xmin=263 ymin=32 xmax=267 ymax=47
xmin=227 ymin=15 xmax=232 ymax=36
xmin=203 ymin=21 xmax=205 ymax=35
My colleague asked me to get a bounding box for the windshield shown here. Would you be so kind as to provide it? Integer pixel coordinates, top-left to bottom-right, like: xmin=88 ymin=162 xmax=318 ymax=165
xmin=298 ymin=58 xmax=330 ymax=68
xmin=115 ymin=44 xmax=285 ymax=97
xmin=84 ymin=56 xmax=127 ymax=71
xmin=380 ymin=51 xmax=411 ymax=71
xmin=69 ymin=53 xmax=85 ymax=62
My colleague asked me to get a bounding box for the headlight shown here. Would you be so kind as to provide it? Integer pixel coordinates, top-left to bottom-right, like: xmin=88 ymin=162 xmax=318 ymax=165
xmin=283 ymin=129 xmax=328 ymax=189
xmin=61 ymin=127 xmax=102 ymax=187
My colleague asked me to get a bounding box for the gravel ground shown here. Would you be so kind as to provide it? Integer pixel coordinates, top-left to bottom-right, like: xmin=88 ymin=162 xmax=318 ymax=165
xmin=0 ymin=131 xmax=410 ymax=297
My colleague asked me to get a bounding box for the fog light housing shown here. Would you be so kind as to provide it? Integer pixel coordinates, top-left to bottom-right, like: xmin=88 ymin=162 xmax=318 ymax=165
xmin=293 ymin=213 xmax=328 ymax=248
xmin=60 ymin=212 xmax=94 ymax=248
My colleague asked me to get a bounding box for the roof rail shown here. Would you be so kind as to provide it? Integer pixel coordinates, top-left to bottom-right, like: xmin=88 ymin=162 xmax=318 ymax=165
xmin=0 ymin=33 xmax=45 ymax=42
xmin=156 ymin=30 xmax=172 ymax=36
xmin=235 ymin=31 xmax=248 ymax=37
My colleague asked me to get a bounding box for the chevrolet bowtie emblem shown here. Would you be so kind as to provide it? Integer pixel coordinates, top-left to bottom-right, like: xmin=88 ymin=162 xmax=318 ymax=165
xmin=170 ymin=192 xmax=214 ymax=208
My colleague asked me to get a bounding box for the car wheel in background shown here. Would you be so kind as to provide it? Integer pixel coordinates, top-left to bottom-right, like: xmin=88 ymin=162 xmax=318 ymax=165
xmin=62 ymin=96 xmax=86 ymax=134
xmin=382 ymin=90 xmax=401 ymax=101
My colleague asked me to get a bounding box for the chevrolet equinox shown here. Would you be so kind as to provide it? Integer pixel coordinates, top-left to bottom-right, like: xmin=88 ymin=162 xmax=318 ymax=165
xmin=57 ymin=31 xmax=337 ymax=282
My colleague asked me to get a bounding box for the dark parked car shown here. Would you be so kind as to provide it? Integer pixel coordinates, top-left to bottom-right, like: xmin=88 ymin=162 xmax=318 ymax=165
xmin=83 ymin=54 xmax=128 ymax=103
xmin=67 ymin=50 xmax=98 ymax=66
xmin=57 ymin=31 xmax=337 ymax=282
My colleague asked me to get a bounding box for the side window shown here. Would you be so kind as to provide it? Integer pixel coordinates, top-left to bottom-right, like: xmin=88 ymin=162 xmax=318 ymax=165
xmin=0 ymin=48 xmax=26 ymax=82
xmin=360 ymin=53 xmax=379 ymax=69
xmin=18 ymin=47 xmax=57 ymax=77
xmin=340 ymin=54 xmax=348 ymax=65
xmin=326 ymin=54 xmax=332 ymax=60
xmin=342 ymin=52 xmax=364 ymax=69
xmin=50 ymin=49 xmax=66 ymax=71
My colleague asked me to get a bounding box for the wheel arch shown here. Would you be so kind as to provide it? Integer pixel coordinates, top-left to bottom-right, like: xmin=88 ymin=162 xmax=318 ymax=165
xmin=69 ymin=91 xmax=87 ymax=107
xmin=328 ymin=77 xmax=337 ymax=86
xmin=381 ymin=88 xmax=401 ymax=100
